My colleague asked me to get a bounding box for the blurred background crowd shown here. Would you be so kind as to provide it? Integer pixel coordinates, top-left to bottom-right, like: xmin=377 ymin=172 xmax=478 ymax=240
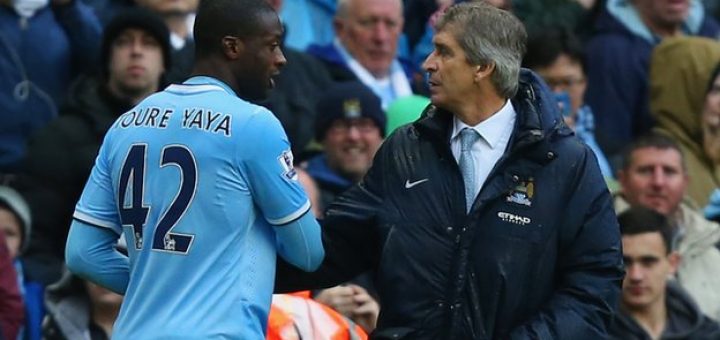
xmin=2 ymin=0 xmax=720 ymax=338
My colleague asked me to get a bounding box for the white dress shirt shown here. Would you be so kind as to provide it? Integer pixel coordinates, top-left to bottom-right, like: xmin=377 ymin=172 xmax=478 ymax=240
xmin=451 ymin=100 xmax=516 ymax=200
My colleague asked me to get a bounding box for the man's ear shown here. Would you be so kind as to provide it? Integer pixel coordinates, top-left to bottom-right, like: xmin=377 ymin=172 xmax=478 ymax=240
xmin=474 ymin=63 xmax=495 ymax=84
xmin=221 ymin=36 xmax=243 ymax=60
xmin=333 ymin=18 xmax=346 ymax=36
xmin=668 ymin=251 xmax=681 ymax=276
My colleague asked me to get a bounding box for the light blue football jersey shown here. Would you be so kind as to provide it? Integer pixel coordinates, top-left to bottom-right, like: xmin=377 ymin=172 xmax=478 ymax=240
xmin=73 ymin=76 xmax=310 ymax=339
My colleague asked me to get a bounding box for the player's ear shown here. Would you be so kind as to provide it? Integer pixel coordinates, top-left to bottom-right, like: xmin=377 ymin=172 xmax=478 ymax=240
xmin=221 ymin=36 xmax=244 ymax=60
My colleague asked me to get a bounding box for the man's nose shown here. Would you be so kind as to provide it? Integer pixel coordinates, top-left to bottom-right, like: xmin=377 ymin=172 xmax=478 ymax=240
xmin=626 ymin=263 xmax=644 ymax=281
xmin=130 ymin=39 xmax=144 ymax=55
xmin=422 ymin=52 xmax=436 ymax=73
xmin=372 ymin=22 xmax=391 ymax=44
xmin=276 ymin=48 xmax=287 ymax=68
xmin=650 ymin=168 xmax=666 ymax=186
xmin=347 ymin=125 xmax=362 ymax=140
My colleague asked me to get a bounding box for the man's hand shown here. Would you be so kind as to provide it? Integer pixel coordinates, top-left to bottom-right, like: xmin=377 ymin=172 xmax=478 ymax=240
xmin=314 ymin=285 xmax=358 ymax=316
xmin=350 ymin=285 xmax=379 ymax=333
xmin=315 ymin=284 xmax=380 ymax=333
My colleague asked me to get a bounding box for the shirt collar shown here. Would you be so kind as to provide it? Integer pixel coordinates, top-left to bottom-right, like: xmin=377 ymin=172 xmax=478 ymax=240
xmin=451 ymin=100 xmax=515 ymax=149
xmin=182 ymin=76 xmax=238 ymax=97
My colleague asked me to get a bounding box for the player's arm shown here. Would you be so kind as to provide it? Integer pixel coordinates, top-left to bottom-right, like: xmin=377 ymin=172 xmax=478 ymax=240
xmin=273 ymin=210 xmax=323 ymax=271
xmin=65 ymin=220 xmax=129 ymax=294
xmin=66 ymin=131 xmax=129 ymax=294
xmin=241 ymin=110 xmax=324 ymax=272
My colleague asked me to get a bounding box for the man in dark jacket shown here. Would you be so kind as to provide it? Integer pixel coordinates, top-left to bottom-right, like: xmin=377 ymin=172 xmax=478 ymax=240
xmin=16 ymin=8 xmax=170 ymax=285
xmin=276 ymin=2 xmax=624 ymax=339
xmin=610 ymin=206 xmax=720 ymax=339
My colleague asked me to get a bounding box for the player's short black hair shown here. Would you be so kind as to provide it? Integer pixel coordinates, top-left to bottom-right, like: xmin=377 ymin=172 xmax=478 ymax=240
xmin=617 ymin=206 xmax=675 ymax=254
xmin=193 ymin=0 xmax=276 ymax=58
xmin=522 ymin=26 xmax=586 ymax=74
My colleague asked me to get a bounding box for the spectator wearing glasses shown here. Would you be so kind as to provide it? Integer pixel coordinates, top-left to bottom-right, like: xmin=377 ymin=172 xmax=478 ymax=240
xmin=523 ymin=26 xmax=614 ymax=180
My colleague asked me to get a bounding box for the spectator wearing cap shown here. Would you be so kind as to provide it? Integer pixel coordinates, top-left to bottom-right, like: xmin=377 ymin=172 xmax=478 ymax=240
xmin=15 ymin=8 xmax=170 ymax=287
xmin=0 ymin=185 xmax=43 ymax=340
xmin=301 ymin=81 xmax=383 ymax=333
xmin=305 ymin=81 xmax=386 ymax=212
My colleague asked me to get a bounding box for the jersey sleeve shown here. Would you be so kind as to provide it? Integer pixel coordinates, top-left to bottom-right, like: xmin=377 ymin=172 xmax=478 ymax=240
xmin=239 ymin=109 xmax=310 ymax=225
xmin=73 ymin=135 xmax=122 ymax=235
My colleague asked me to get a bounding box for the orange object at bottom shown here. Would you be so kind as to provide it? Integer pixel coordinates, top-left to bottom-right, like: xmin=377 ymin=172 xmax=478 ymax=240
xmin=267 ymin=292 xmax=368 ymax=340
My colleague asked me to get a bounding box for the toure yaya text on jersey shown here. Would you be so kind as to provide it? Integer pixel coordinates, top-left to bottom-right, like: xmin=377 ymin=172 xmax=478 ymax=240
xmin=116 ymin=107 xmax=232 ymax=137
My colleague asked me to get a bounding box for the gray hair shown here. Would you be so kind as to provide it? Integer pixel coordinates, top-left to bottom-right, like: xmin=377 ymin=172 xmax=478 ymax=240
xmin=436 ymin=1 xmax=527 ymax=98
xmin=336 ymin=0 xmax=403 ymax=20
xmin=336 ymin=0 xmax=351 ymax=19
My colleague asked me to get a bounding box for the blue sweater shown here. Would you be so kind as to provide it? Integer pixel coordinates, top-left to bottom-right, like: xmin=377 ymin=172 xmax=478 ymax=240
xmin=0 ymin=2 xmax=101 ymax=171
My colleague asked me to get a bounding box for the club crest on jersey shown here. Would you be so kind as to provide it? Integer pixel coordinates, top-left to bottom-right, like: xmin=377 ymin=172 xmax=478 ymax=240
xmin=506 ymin=177 xmax=534 ymax=207
xmin=278 ymin=150 xmax=297 ymax=180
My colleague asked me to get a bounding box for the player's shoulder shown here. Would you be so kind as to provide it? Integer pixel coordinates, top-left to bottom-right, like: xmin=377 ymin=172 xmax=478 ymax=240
xmin=236 ymin=100 xmax=282 ymax=130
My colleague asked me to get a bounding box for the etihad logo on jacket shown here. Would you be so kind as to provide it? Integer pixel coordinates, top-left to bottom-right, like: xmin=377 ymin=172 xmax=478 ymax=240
xmin=498 ymin=211 xmax=531 ymax=225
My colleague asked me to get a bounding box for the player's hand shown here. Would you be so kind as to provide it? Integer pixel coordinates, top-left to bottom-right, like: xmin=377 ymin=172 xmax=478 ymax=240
xmin=350 ymin=285 xmax=379 ymax=333
xmin=314 ymin=285 xmax=357 ymax=316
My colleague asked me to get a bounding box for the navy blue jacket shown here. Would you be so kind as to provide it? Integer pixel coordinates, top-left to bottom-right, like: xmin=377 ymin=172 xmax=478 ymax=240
xmin=276 ymin=70 xmax=624 ymax=339
xmin=0 ymin=2 xmax=101 ymax=171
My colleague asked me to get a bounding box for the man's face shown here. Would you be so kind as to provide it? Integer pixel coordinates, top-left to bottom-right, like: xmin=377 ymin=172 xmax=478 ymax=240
xmin=108 ymin=28 xmax=165 ymax=98
xmin=233 ymin=11 xmax=286 ymax=101
xmin=633 ymin=0 xmax=690 ymax=28
xmin=422 ymin=27 xmax=479 ymax=111
xmin=335 ymin=0 xmax=403 ymax=78
xmin=136 ymin=0 xmax=198 ymax=16
xmin=621 ymin=232 xmax=678 ymax=311
xmin=0 ymin=208 xmax=22 ymax=259
xmin=534 ymin=54 xmax=586 ymax=121
xmin=323 ymin=117 xmax=383 ymax=182
xmin=702 ymin=74 xmax=720 ymax=162
xmin=619 ymin=147 xmax=688 ymax=216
